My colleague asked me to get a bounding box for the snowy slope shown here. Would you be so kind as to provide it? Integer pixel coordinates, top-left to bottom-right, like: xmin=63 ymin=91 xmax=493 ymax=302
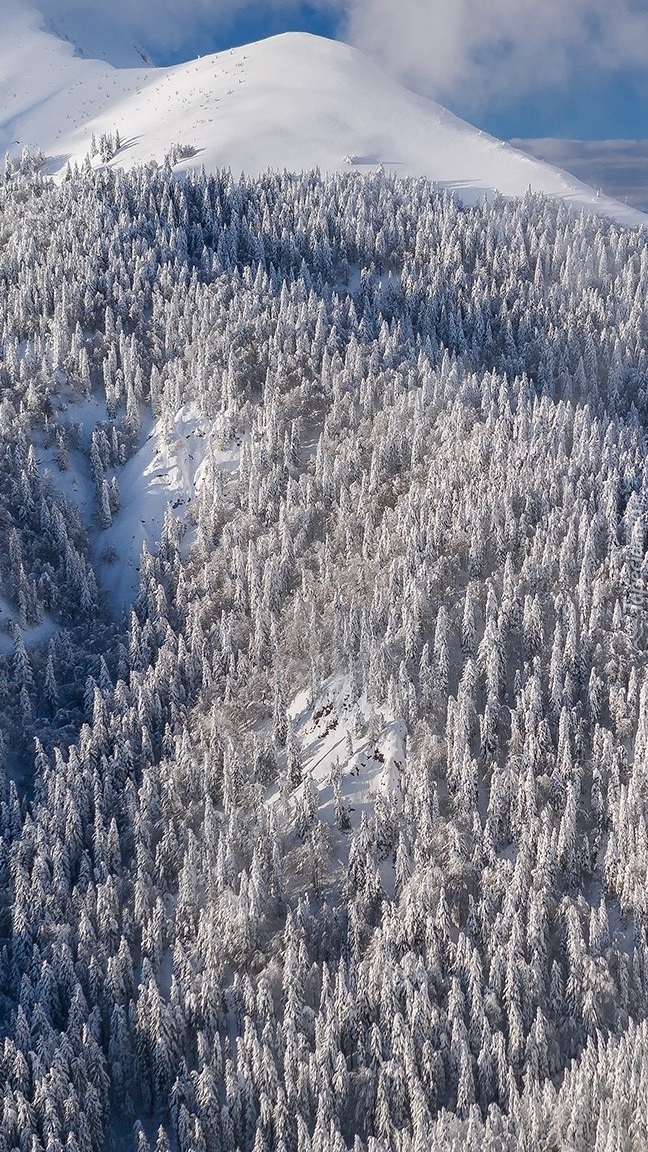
xmin=1 ymin=0 xmax=646 ymax=228
xmin=0 ymin=0 xmax=150 ymax=167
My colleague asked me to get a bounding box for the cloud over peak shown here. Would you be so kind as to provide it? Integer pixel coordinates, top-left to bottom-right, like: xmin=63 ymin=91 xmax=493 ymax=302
xmin=344 ymin=0 xmax=648 ymax=114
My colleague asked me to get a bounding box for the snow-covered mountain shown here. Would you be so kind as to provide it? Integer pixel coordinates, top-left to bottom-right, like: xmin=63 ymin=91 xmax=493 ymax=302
xmin=5 ymin=8 xmax=648 ymax=1152
xmin=2 ymin=0 xmax=646 ymax=227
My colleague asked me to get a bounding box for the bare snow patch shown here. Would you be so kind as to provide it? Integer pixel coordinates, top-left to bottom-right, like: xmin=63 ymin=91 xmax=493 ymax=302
xmin=101 ymin=402 xmax=240 ymax=612
xmin=271 ymin=675 xmax=407 ymax=844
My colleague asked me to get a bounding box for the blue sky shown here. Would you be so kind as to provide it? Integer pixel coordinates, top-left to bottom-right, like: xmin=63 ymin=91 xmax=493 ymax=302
xmin=484 ymin=72 xmax=648 ymax=142
xmin=164 ymin=5 xmax=340 ymax=61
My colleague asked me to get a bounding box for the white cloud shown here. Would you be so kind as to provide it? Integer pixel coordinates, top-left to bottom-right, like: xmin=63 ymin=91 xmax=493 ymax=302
xmin=343 ymin=0 xmax=648 ymax=111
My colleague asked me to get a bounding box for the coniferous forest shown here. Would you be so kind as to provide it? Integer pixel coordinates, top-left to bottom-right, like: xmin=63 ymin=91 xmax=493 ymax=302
xmin=1 ymin=155 xmax=648 ymax=1150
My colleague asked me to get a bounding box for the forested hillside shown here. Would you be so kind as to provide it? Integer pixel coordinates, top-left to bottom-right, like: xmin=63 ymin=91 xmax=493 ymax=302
xmin=1 ymin=155 xmax=648 ymax=1151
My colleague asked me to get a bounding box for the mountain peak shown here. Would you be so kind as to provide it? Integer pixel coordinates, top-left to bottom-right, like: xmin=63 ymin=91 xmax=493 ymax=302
xmin=1 ymin=0 xmax=646 ymax=227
